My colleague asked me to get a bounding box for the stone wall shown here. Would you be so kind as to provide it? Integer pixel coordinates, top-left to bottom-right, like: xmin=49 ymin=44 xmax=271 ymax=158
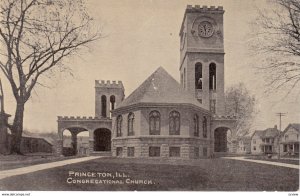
xmin=95 ymin=80 xmax=125 ymax=118
xmin=112 ymin=137 xmax=211 ymax=159
xmin=179 ymin=5 xmax=225 ymax=115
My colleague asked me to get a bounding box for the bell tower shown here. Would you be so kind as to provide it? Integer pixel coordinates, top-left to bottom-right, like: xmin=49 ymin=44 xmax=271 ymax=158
xmin=95 ymin=80 xmax=125 ymax=118
xmin=179 ymin=5 xmax=225 ymax=115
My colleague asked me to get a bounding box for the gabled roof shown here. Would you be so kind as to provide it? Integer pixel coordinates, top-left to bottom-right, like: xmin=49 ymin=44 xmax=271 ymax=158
xmin=238 ymin=136 xmax=251 ymax=142
xmin=22 ymin=132 xmax=53 ymax=146
xmin=264 ymin=128 xmax=279 ymax=137
xmin=290 ymin=123 xmax=300 ymax=131
xmin=252 ymin=130 xmax=265 ymax=138
xmin=251 ymin=127 xmax=280 ymax=139
xmin=282 ymin=123 xmax=300 ymax=134
xmin=117 ymin=67 xmax=205 ymax=110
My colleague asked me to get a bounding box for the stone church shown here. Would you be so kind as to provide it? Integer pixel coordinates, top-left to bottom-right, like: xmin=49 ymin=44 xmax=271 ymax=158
xmin=57 ymin=5 xmax=237 ymax=159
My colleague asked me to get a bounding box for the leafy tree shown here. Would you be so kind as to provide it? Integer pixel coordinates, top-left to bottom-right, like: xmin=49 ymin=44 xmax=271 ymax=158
xmin=249 ymin=0 xmax=300 ymax=95
xmin=0 ymin=0 xmax=100 ymax=154
xmin=225 ymin=83 xmax=258 ymax=137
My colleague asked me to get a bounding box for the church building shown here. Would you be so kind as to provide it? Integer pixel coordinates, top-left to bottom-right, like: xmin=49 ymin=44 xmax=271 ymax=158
xmin=57 ymin=5 xmax=237 ymax=159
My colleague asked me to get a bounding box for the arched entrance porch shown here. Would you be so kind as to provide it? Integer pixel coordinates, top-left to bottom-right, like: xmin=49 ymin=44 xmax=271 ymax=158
xmin=94 ymin=128 xmax=111 ymax=151
xmin=62 ymin=127 xmax=88 ymax=156
xmin=214 ymin=127 xmax=233 ymax=153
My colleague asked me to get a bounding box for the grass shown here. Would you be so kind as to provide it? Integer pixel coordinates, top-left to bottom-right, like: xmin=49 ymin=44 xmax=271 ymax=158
xmin=0 ymin=153 xmax=84 ymax=171
xmin=0 ymin=157 xmax=298 ymax=191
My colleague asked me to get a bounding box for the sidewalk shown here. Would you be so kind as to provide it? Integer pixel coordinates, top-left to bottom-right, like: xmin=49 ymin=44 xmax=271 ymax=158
xmin=223 ymin=157 xmax=299 ymax=169
xmin=280 ymin=157 xmax=299 ymax=161
xmin=0 ymin=156 xmax=100 ymax=180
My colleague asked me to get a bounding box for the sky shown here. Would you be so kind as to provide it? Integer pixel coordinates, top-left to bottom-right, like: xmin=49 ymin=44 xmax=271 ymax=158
xmin=2 ymin=0 xmax=300 ymax=133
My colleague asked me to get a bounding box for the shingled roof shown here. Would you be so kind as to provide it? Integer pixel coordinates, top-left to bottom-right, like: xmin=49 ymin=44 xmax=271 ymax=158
xmin=117 ymin=67 xmax=204 ymax=109
xmin=252 ymin=127 xmax=280 ymax=139
xmin=282 ymin=123 xmax=300 ymax=134
xmin=290 ymin=123 xmax=300 ymax=131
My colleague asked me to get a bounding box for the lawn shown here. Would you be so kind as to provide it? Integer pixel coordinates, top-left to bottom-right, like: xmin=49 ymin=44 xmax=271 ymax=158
xmin=0 ymin=154 xmax=83 ymax=171
xmin=0 ymin=157 xmax=298 ymax=191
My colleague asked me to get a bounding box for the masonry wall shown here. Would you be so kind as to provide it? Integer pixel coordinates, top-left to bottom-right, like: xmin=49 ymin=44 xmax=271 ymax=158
xmin=179 ymin=7 xmax=225 ymax=115
xmin=95 ymin=81 xmax=124 ymax=118
xmin=111 ymin=110 xmax=141 ymax=138
xmin=112 ymin=137 xmax=211 ymax=159
xmin=182 ymin=53 xmax=225 ymax=114
xmin=111 ymin=105 xmax=212 ymax=159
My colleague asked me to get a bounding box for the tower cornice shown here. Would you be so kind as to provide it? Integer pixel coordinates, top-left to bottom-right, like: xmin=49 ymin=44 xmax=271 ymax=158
xmin=179 ymin=5 xmax=224 ymax=36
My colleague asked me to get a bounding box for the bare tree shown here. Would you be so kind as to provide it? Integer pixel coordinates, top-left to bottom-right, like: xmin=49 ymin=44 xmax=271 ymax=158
xmin=0 ymin=0 xmax=100 ymax=154
xmin=249 ymin=0 xmax=300 ymax=96
xmin=225 ymin=83 xmax=258 ymax=137
xmin=0 ymin=79 xmax=4 ymax=114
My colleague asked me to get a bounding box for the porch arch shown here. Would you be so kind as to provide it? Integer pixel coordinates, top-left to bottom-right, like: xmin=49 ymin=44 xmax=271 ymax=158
xmin=62 ymin=127 xmax=88 ymax=156
xmin=214 ymin=127 xmax=232 ymax=152
xmin=94 ymin=128 xmax=111 ymax=151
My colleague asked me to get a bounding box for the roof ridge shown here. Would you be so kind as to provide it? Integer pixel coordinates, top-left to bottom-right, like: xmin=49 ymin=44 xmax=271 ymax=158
xmin=118 ymin=68 xmax=162 ymax=107
xmin=116 ymin=67 xmax=206 ymax=110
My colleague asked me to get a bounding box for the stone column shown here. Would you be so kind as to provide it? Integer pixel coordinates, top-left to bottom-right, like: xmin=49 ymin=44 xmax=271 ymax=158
xmin=57 ymin=128 xmax=64 ymax=156
xmin=89 ymin=140 xmax=94 ymax=155
xmin=107 ymin=97 xmax=110 ymax=119
xmin=56 ymin=139 xmax=63 ymax=156
xmin=71 ymin=132 xmax=78 ymax=155
xmin=88 ymin=129 xmax=94 ymax=155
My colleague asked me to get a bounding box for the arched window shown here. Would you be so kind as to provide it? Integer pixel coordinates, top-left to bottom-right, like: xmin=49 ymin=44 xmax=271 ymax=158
xmin=149 ymin=111 xmax=161 ymax=135
xmin=128 ymin=112 xmax=134 ymax=136
xmin=209 ymin=63 xmax=216 ymax=90
xmin=195 ymin=63 xmax=202 ymax=89
xmin=110 ymin=95 xmax=116 ymax=118
xmin=169 ymin=111 xmax=180 ymax=135
xmin=116 ymin=115 xmax=122 ymax=137
xmin=194 ymin=114 xmax=199 ymax=137
xmin=203 ymin=116 xmax=207 ymax=138
xmin=101 ymin=95 xmax=107 ymax=117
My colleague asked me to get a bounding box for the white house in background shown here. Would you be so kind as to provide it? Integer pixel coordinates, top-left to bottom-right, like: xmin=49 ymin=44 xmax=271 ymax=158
xmin=280 ymin=123 xmax=300 ymax=156
xmin=251 ymin=126 xmax=280 ymax=154
xmin=237 ymin=136 xmax=251 ymax=154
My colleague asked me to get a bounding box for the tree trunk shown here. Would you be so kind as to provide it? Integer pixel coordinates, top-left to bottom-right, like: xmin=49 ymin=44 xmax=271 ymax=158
xmin=10 ymin=101 xmax=25 ymax=155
